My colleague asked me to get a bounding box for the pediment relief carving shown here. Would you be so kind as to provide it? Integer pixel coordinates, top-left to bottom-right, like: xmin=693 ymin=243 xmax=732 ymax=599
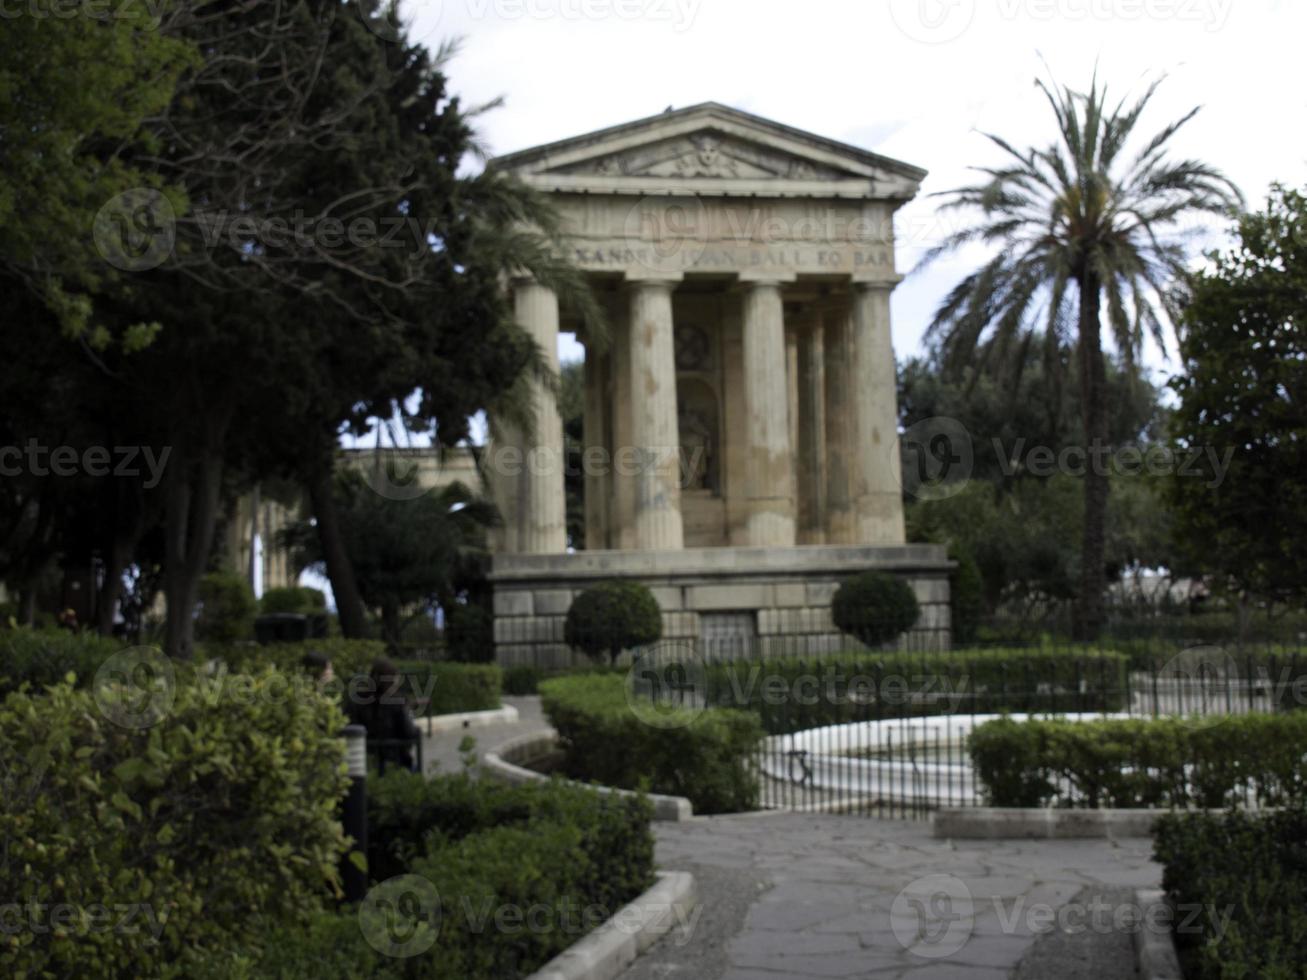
xmin=556 ymin=131 xmax=848 ymax=181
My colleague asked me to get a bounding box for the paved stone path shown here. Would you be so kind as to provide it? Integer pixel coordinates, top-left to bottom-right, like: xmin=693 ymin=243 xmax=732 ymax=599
xmin=422 ymin=698 xmax=1159 ymax=978
xmin=620 ymin=812 xmax=1158 ymax=980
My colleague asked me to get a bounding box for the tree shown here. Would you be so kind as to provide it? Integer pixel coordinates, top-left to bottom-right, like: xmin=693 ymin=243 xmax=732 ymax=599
xmin=922 ymin=73 xmax=1240 ymax=639
xmin=558 ymin=361 xmax=587 ymax=548
xmin=564 ymin=581 xmax=663 ymax=665
xmin=831 ymin=572 xmax=920 ymax=648
xmin=1169 ymin=185 xmax=1307 ymax=609
xmin=282 ymin=472 xmax=499 ymax=649
xmin=0 ymin=1 xmax=195 ymax=335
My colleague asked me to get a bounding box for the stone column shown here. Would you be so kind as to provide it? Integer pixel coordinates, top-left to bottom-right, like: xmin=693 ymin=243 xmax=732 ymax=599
xmin=626 ymin=277 xmax=684 ymax=550
xmin=740 ymin=280 xmax=796 ymax=546
xmin=582 ymin=344 xmax=609 ymax=550
xmin=823 ymin=301 xmax=856 ymax=544
xmin=849 ymin=281 xmax=906 ymax=545
xmin=501 ymin=278 xmax=567 ymax=554
xmin=796 ymin=316 xmax=827 ymax=544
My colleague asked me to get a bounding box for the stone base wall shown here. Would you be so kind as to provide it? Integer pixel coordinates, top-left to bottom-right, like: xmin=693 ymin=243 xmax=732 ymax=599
xmin=489 ymin=545 xmax=953 ymax=668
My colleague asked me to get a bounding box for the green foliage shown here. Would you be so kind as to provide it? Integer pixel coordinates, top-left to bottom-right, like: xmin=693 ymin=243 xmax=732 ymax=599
xmin=259 ymin=587 xmax=326 ymax=615
xmin=444 ymin=601 xmax=495 ymax=663
xmin=501 ymin=663 xmax=624 ymax=696
xmin=541 ymin=674 xmax=763 ymax=814
xmin=204 ymin=638 xmax=386 ymax=683
xmin=949 ymin=545 xmax=985 ymax=645
xmin=1154 ymin=807 xmax=1307 ymax=980
xmin=831 ymin=572 xmax=920 ymax=647
xmin=1170 ymin=185 xmax=1307 ymax=606
xmin=0 ymin=669 xmax=350 ymax=978
xmin=394 ymin=661 xmax=501 ymax=717
xmin=970 ymin=714 xmax=1307 ymax=808
xmin=195 ymin=572 xmax=256 ymax=643
xmin=243 ymin=773 xmax=656 ymax=979
xmin=0 ymin=628 xmax=124 ymax=696
xmin=705 ymin=648 xmax=1129 ymax=735
xmin=564 ymin=581 xmax=663 ymax=665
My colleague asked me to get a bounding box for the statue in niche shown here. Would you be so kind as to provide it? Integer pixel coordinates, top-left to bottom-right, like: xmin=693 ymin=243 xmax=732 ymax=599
xmin=677 ymin=377 xmax=719 ymax=493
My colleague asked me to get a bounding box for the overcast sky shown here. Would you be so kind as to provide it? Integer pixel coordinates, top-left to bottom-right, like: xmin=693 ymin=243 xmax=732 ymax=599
xmin=379 ymin=0 xmax=1306 ymax=380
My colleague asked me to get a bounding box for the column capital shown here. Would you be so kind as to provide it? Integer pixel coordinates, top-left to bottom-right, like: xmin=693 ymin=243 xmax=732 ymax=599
xmin=737 ymin=272 xmax=798 ymax=287
xmin=850 ymin=273 xmax=905 ymax=291
xmin=624 ymin=272 xmax=684 ymax=288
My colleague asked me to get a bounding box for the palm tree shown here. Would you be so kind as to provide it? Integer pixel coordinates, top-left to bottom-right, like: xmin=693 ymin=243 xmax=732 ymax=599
xmin=922 ymin=74 xmax=1241 ymax=639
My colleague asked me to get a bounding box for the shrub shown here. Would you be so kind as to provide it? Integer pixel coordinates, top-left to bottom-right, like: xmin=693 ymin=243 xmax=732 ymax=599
xmin=0 ymin=628 xmax=124 ymax=696
xmin=242 ymin=774 xmax=656 ymax=979
xmin=831 ymin=571 xmax=920 ymax=647
xmin=196 ymin=571 xmax=257 ymax=643
xmin=0 ymin=669 xmax=350 ymax=978
xmin=969 ymin=713 xmax=1307 ymax=808
xmin=395 ymin=661 xmax=501 ymax=717
xmin=541 ymin=673 xmax=763 ymax=813
xmin=950 ymin=546 xmax=985 ymax=645
xmin=444 ymin=601 xmax=494 ymax=663
xmin=259 ymin=586 xmax=326 ymax=615
xmin=204 ymin=637 xmax=385 ymax=681
xmin=501 ymin=663 xmax=623 ymax=696
xmin=1154 ymin=807 xmax=1307 ymax=980
xmin=564 ymin=581 xmax=662 ymax=665
xmin=705 ymin=647 xmax=1129 ymax=735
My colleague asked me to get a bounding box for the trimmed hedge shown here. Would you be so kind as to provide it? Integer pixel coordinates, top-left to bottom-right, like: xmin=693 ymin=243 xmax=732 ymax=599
xmin=969 ymin=713 xmax=1307 ymax=808
xmin=393 ymin=661 xmax=501 ymax=716
xmin=831 ymin=571 xmax=920 ymax=647
xmin=205 ymin=637 xmax=385 ymax=681
xmin=0 ymin=628 xmax=125 ymax=696
xmin=0 ymin=669 xmax=350 ymax=978
xmin=541 ymin=673 xmax=763 ymax=814
xmin=239 ymin=774 xmax=655 ymax=979
xmin=259 ymin=586 xmax=326 ymax=615
xmin=705 ymin=648 xmax=1130 ymax=735
xmin=1154 ymin=807 xmax=1307 ymax=980
xmin=564 ymin=581 xmax=662 ymax=665
xmin=502 ymin=663 xmax=623 ymax=696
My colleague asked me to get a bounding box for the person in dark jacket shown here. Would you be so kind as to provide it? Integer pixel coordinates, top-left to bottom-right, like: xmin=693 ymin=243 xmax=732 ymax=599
xmin=357 ymin=657 xmax=420 ymax=773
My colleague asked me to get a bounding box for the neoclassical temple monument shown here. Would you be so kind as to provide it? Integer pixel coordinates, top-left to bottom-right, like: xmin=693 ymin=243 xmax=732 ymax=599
xmin=487 ymin=104 xmax=952 ymax=664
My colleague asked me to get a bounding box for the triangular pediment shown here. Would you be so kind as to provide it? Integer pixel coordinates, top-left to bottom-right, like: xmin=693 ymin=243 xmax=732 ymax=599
xmin=493 ymin=103 xmax=926 ymax=201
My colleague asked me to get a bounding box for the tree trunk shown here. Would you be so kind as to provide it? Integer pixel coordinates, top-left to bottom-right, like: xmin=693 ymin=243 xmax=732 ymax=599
xmin=307 ymin=466 xmax=368 ymax=638
xmin=1074 ymin=271 xmax=1109 ymax=641
xmin=163 ymin=440 xmax=226 ymax=660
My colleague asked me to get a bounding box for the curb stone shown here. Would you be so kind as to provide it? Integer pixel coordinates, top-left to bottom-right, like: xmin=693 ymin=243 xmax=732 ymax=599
xmin=419 ymin=704 xmax=519 ymax=734
xmin=1134 ymin=889 xmax=1184 ymax=980
xmin=525 ymin=872 xmax=697 ymax=980
xmin=482 ymin=731 xmax=694 ymax=821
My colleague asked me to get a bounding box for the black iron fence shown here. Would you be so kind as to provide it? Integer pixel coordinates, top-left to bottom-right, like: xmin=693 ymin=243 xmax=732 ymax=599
xmin=624 ymin=634 xmax=1307 ymax=819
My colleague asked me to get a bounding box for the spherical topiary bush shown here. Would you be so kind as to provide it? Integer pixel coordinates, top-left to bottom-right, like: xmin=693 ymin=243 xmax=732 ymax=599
xmin=831 ymin=571 xmax=920 ymax=648
xmin=196 ymin=571 xmax=257 ymax=643
xmin=564 ymin=580 xmax=663 ymax=665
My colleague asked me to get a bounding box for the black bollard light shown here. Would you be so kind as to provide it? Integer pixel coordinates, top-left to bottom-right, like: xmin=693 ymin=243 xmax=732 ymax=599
xmin=340 ymin=724 xmax=368 ymax=904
